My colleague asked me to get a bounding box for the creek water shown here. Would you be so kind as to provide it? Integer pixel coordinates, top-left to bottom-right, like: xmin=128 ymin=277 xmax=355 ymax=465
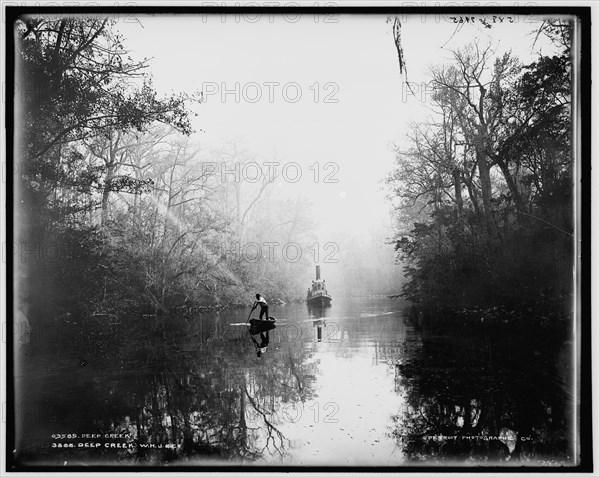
xmin=14 ymin=297 xmax=573 ymax=467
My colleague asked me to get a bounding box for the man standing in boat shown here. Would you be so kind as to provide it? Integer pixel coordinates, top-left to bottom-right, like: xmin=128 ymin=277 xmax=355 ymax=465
xmin=252 ymin=293 xmax=269 ymax=320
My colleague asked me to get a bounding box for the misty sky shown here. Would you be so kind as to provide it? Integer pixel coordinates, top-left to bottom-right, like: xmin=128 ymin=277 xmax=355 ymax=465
xmin=116 ymin=13 xmax=558 ymax=244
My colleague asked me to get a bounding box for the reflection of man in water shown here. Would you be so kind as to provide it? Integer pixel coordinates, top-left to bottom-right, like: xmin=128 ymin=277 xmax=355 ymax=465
xmin=252 ymin=331 xmax=270 ymax=357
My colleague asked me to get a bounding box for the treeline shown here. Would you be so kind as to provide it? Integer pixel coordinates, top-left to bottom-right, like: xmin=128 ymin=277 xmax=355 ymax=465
xmin=387 ymin=21 xmax=573 ymax=319
xmin=15 ymin=17 xmax=316 ymax=335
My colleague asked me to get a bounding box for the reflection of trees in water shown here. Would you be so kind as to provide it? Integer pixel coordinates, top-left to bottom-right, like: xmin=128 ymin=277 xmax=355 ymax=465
xmin=391 ymin=321 xmax=571 ymax=464
xmin=117 ymin=315 xmax=319 ymax=463
xmin=18 ymin=313 xmax=317 ymax=465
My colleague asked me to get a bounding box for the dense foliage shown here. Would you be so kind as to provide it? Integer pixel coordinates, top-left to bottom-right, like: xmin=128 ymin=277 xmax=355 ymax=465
xmin=15 ymin=18 xmax=317 ymax=346
xmin=387 ymin=21 xmax=573 ymax=316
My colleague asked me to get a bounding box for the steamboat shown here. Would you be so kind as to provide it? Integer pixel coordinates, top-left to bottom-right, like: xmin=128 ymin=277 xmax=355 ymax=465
xmin=306 ymin=265 xmax=332 ymax=307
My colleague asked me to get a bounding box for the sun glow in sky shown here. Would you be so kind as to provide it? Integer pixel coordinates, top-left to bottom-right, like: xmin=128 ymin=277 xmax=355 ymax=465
xmin=116 ymin=12 xmax=558 ymax=243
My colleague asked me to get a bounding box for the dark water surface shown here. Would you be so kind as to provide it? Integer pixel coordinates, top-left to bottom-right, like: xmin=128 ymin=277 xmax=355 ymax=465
xmin=14 ymin=297 xmax=574 ymax=467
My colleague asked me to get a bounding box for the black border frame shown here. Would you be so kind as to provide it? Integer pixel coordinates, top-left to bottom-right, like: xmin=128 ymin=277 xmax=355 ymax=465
xmin=3 ymin=4 xmax=593 ymax=473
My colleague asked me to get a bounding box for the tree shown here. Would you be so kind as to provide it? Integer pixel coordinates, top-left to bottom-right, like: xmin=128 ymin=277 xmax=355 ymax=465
xmin=430 ymin=44 xmax=521 ymax=230
xmin=388 ymin=27 xmax=573 ymax=308
xmin=16 ymin=17 xmax=196 ymax=230
xmin=14 ymin=16 xmax=198 ymax=330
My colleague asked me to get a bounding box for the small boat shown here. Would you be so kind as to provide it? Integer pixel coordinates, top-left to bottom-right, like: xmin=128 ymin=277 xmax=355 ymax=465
xmin=248 ymin=318 xmax=276 ymax=335
xmin=306 ymin=265 xmax=332 ymax=307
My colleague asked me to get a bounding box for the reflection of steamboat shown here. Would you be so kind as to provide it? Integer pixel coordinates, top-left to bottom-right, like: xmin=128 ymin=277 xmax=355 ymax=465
xmin=306 ymin=265 xmax=332 ymax=307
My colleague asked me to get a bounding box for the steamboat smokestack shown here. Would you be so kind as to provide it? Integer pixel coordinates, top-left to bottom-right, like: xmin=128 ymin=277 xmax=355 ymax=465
xmin=316 ymin=265 xmax=321 ymax=280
